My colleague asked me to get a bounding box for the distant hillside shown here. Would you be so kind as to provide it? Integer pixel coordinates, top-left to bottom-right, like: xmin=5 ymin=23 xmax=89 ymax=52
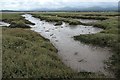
xmin=55 ymin=6 xmax=118 ymax=12
xmin=33 ymin=2 xmax=118 ymax=12
xmin=1 ymin=10 xmax=20 ymax=12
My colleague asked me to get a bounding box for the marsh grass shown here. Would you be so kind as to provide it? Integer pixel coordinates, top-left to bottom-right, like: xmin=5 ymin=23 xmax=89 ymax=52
xmin=2 ymin=28 xmax=72 ymax=78
xmin=2 ymin=13 xmax=34 ymax=28
xmin=2 ymin=27 xmax=104 ymax=78
xmin=2 ymin=13 xmax=105 ymax=78
xmin=9 ymin=20 xmax=30 ymax=28
xmin=32 ymin=12 xmax=111 ymax=20
xmin=32 ymin=13 xmax=81 ymax=25
xmin=54 ymin=21 xmax=62 ymax=26
xmin=28 ymin=12 xmax=120 ymax=78
xmin=74 ymin=14 xmax=120 ymax=78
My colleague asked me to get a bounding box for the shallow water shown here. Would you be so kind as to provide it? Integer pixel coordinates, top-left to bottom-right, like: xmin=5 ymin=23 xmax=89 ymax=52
xmin=76 ymin=19 xmax=98 ymax=23
xmin=0 ymin=21 xmax=10 ymax=26
xmin=22 ymin=14 xmax=113 ymax=77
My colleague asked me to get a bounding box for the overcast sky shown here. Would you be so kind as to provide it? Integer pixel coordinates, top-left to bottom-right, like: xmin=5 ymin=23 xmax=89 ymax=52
xmin=0 ymin=0 xmax=119 ymax=10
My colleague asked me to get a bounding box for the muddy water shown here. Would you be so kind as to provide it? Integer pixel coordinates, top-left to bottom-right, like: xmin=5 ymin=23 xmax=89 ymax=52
xmin=22 ymin=14 xmax=113 ymax=77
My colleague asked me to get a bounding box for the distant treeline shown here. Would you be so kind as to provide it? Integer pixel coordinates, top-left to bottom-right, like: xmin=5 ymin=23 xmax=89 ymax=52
xmin=1 ymin=10 xmax=119 ymax=12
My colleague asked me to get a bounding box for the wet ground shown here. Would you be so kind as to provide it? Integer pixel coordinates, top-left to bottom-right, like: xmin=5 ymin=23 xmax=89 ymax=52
xmin=22 ymin=14 xmax=113 ymax=77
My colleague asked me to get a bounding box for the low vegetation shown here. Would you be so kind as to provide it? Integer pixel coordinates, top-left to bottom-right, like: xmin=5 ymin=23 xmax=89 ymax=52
xmin=2 ymin=13 xmax=105 ymax=79
xmin=74 ymin=14 xmax=120 ymax=79
xmin=9 ymin=20 xmax=30 ymax=28
xmin=2 ymin=13 xmax=74 ymax=78
xmin=50 ymin=14 xmax=108 ymax=20
xmin=32 ymin=12 xmax=119 ymax=20
xmin=2 ymin=27 xmax=104 ymax=78
xmin=36 ymin=12 xmax=119 ymax=79
xmin=54 ymin=21 xmax=62 ymax=26
xmin=2 ymin=27 xmax=70 ymax=78
xmin=1 ymin=13 xmax=34 ymax=28
xmin=41 ymin=12 xmax=119 ymax=78
xmin=31 ymin=12 xmax=119 ymax=26
xmin=32 ymin=13 xmax=82 ymax=25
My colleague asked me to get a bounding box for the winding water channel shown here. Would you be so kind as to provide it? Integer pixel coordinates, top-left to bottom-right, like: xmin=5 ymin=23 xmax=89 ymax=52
xmin=22 ymin=14 xmax=113 ymax=77
xmin=0 ymin=13 xmax=113 ymax=77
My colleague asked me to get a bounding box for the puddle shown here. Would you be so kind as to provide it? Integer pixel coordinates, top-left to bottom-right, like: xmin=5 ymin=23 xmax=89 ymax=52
xmin=0 ymin=21 xmax=10 ymax=26
xmin=76 ymin=19 xmax=99 ymax=23
xmin=22 ymin=14 xmax=113 ymax=77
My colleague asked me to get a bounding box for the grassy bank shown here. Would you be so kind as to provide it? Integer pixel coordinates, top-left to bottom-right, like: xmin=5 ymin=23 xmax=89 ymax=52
xmin=42 ymin=13 xmax=108 ymax=20
xmin=2 ymin=13 xmax=74 ymax=78
xmin=2 ymin=27 xmax=105 ymax=78
xmin=42 ymin=12 xmax=120 ymax=78
xmin=32 ymin=12 xmax=119 ymax=20
xmin=2 ymin=27 xmax=72 ymax=78
xmin=1 ymin=13 xmax=35 ymax=28
xmin=74 ymin=14 xmax=120 ymax=78
xmin=31 ymin=12 xmax=119 ymax=26
xmin=31 ymin=13 xmax=82 ymax=25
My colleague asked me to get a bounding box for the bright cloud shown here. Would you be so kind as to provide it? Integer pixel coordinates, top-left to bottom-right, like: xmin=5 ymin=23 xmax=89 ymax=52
xmin=0 ymin=0 xmax=119 ymax=10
